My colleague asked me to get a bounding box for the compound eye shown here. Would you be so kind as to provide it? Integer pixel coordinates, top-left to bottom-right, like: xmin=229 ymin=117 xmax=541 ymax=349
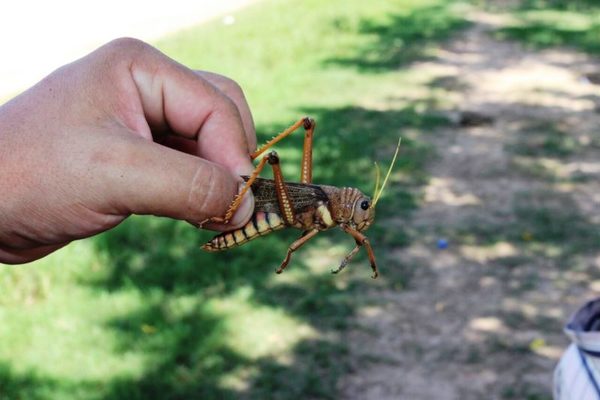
xmin=360 ymin=200 xmax=370 ymax=210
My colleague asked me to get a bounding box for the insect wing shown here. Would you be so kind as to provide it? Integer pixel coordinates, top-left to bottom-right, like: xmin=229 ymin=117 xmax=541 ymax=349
xmin=242 ymin=177 xmax=329 ymax=214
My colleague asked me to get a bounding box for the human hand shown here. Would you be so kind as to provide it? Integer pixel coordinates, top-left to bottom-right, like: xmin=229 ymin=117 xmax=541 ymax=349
xmin=0 ymin=38 xmax=256 ymax=264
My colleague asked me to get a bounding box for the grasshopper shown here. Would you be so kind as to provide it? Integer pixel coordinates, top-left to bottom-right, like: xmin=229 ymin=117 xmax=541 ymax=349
xmin=201 ymin=117 xmax=400 ymax=278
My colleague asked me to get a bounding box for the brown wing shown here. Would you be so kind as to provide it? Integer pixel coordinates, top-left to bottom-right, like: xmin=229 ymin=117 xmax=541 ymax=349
xmin=242 ymin=176 xmax=329 ymax=214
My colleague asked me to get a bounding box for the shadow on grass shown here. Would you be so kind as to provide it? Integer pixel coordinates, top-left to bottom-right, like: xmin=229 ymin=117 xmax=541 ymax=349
xmin=0 ymin=362 xmax=62 ymax=400
xmin=501 ymin=0 xmax=600 ymax=12
xmin=493 ymin=0 xmax=600 ymax=55
xmin=326 ymin=3 xmax=469 ymax=72
xmin=101 ymin=304 xmax=246 ymax=400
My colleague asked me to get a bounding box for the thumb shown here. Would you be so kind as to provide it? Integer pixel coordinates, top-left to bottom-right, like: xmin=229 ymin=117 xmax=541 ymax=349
xmin=99 ymin=135 xmax=253 ymax=228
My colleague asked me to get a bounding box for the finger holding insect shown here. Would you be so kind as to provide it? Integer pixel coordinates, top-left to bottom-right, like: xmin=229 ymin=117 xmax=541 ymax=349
xmin=128 ymin=47 xmax=252 ymax=177
xmin=150 ymin=71 xmax=256 ymax=160
xmin=200 ymin=151 xmax=272 ymax=228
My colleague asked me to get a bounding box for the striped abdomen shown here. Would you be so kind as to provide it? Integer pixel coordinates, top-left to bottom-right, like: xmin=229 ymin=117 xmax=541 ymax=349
xmin=202 ymin=211 xmax=285 ymax=251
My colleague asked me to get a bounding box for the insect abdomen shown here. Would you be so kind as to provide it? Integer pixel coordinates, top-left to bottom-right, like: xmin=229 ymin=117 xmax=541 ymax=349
xmin=202 ymin=211 xmax=285 ymax=251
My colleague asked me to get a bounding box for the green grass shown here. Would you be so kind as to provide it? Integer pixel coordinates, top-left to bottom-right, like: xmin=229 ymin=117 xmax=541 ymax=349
xmin=494 ymin=1 xmax=600 ymax=54
xmin=0 ymin=0 xmax=468 ymax=398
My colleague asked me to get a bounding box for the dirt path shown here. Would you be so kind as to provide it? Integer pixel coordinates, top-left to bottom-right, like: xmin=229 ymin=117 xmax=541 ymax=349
xmin=341 ymin=12 xmax=600 ymax=400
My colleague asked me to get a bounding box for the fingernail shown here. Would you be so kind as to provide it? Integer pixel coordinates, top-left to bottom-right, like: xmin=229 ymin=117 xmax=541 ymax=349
xmin=230 ymin=188 xmax=254 ymax=227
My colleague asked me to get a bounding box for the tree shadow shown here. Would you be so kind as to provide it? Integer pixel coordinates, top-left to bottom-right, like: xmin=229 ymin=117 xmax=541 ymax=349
xmin=100 ymin=272 xmax=361 ymax=400
xmin=493 ymin=0 xmax=600 ymax=55
xmin=0 ymin=362 xmax=62 ymax=400
xmin=325 ymin=3 xmax=469 ymax=72
xmin=501 ymin=0 xmax=600 ymax=11
xmin=100 ymin=303 xmax=245 ymax=400
xmin=89 ymin=215 xmax=292 ymax=294
xmin=424 ymin=99 xmax=600 ymax=382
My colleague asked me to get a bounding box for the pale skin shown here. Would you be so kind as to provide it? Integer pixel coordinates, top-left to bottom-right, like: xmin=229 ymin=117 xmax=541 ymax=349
xmin=0 ymin=38 xmax=256 ymax=264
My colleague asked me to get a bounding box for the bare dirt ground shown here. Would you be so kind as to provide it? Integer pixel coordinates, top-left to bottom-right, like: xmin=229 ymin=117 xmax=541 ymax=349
xmin=341 ymin=12 xmax=600 ymax=400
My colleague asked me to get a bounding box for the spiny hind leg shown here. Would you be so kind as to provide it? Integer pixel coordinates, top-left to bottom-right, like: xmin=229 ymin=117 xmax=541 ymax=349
xmin=277 ymin=229 xmax=319 ymax=274
xmin=267 ymin=151 xmax=296 ymax=225
xmin=252 ymin=117 xmax=316 ymax=184
xmin=201 ymin=117 xmax=315 ymax=226
xmin=300 ymin=118 xmax=315 ymax=184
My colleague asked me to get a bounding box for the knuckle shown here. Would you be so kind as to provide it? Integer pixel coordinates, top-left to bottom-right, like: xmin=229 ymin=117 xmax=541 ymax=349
xmin=215 ymin=91 xmax=243 ymax=120
xmin=205 ymin=72 xmax=245 ymax=98
xmin=101 ymin=38 xmax=154 ymax=64
xmin=207 ymin=74 xmax=248 ymax=107
xmin=223 ymin=94 xmax=240 ymax=114
xmin=105 ymin=37 xmax=150 ymax=53
xmin=220 ymin=78 xmax=245 ymax=99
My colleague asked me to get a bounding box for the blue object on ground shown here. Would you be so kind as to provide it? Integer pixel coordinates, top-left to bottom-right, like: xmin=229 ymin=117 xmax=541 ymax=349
xmin=437 ymin=239 xmax=448 ymax=249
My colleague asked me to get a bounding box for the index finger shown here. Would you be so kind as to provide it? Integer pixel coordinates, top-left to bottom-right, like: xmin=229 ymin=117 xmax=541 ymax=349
xmin=124 ymin=40 xmax=253 ymax=176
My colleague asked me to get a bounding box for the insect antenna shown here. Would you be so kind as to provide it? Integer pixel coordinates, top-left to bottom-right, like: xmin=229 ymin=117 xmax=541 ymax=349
xmin=372 ymin=137 xmax=402 ymax=207
xmin=372 ymin=162 xmax=381 ymax=201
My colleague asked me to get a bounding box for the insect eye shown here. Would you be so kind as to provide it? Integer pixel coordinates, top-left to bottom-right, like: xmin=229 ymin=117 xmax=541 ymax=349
xmin=360 ymin=200 xmax=370 ymax=210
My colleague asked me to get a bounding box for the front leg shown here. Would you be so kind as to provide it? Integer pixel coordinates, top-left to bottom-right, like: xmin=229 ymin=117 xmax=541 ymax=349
xmin=332 ymin=239 xmax=362 ymax=275
xmin=340 ymin=224 xmax=379 ymax=279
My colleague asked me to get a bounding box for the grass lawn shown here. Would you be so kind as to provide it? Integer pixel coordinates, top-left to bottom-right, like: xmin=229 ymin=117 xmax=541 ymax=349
xmin=0 ymin=0 xmax=469 ymax=398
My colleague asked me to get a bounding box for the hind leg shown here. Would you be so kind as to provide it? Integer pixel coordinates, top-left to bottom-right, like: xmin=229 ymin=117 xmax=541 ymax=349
xmin=202 ymin=117 xmax=315 ymax=226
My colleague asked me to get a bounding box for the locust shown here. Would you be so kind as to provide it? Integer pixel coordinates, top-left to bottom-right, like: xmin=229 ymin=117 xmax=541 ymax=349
xmin=201 ymin=117 xmax=400 ymax=278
